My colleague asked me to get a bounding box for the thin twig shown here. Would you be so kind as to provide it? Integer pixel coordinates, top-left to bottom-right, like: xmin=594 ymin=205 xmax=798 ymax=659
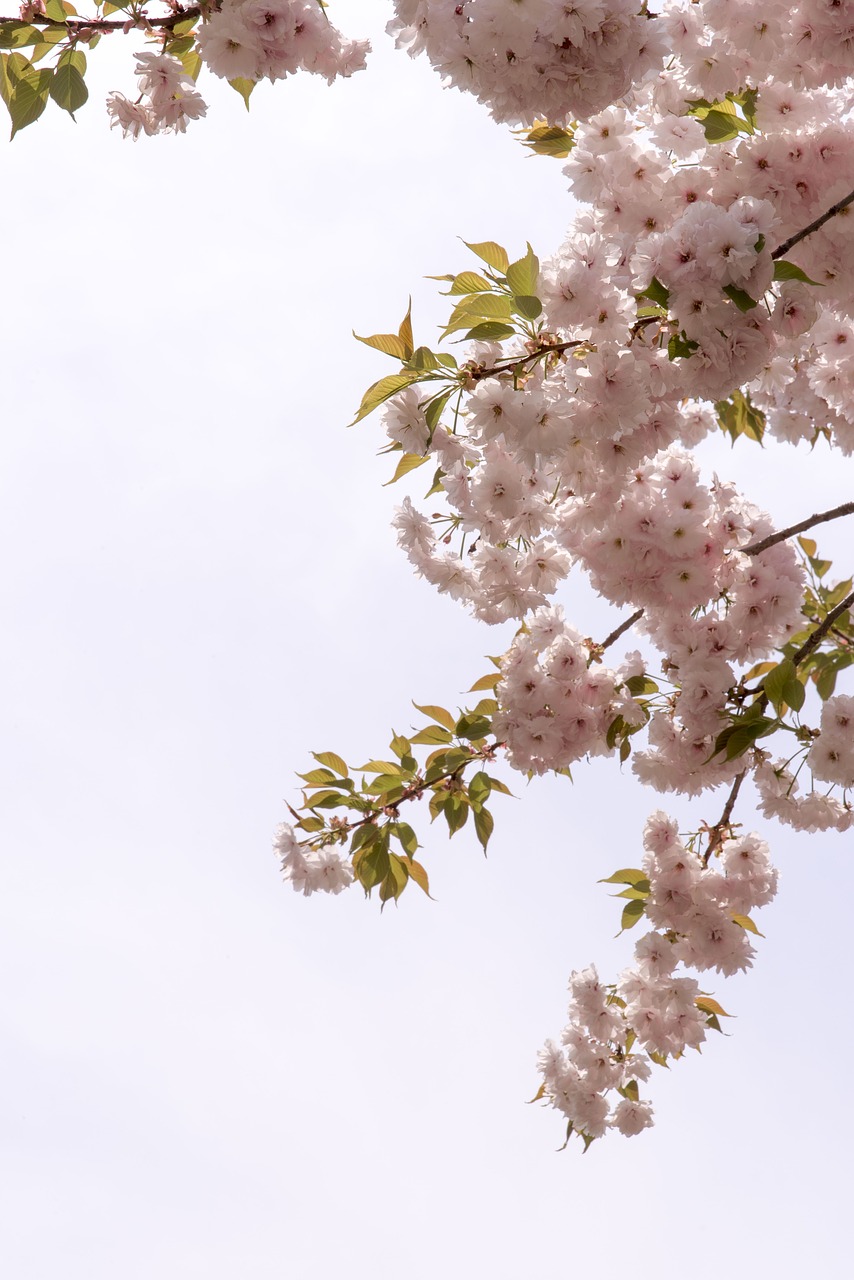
xmin=772 ymin=186 xmax=854 ymax=260
xmin=792 ymin=589 xmax=854 ymax=669
xmin=703 ymin=770 xmax=746 ymax=865
xmin=741 ymin=501 xmax=854 ymax=556
xmin=469 ymin=338 xmax=583 ymax=383
xmin=600 ymin=608 xmax=645 ymax=653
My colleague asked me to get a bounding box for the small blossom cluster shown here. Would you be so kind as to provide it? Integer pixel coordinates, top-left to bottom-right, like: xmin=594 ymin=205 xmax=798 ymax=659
xmin=274 ymin=822 xmax=354 ymax=895
xmin=107 ymin=53 xmax=207 ymax=138
xmin=196 ymin=0 xmax=370 ymax=86
xmin=492 ymin=605 xmax=641 ymax=774
xmin=388 ymin=0 xmax=665 ymax=126
xmin=539 ymin=812 xmax=778 ymax=1139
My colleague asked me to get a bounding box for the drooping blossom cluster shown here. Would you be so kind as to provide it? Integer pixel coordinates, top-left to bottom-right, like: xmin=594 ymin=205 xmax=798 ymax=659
xmin=275 ymin=821 xmax=354 ymax=895
xmin=104 ymin=0 xmax=369 ymax=139
xmin=196 ymin=0 xmax=369 ymax=87
xmin=107 ymin=52 xmax=207 ymax=137
xmin=539 ymin=812 xmax=778 ymax=1139
xmin=387 ymin=0 xmax=665 ymax=125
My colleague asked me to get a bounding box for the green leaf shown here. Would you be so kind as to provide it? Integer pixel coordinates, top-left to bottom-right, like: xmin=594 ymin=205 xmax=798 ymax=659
xmin=228 ymin=77 xmax=255 ymax=110
xmin=357 ymin=760 xmax=402 ymax=776
xmin=464 ymin=321 xmax=515 ymax=342
xmin=638 ymin=276 xmax=670 ymax=308
xmin=695 ymin=996 xmax=732 ymax=1017
xmin=521 ymin=123 xmax=575 ymax=158
xmin=723 ymin=284 xmax=758 ymax=312
xmin=462 ymin=239 xmax=509 ymax=273
xmin=667 ymin=332 xmax=699 ymax=360
xmin=408 ymin=346 xmax=442 ymax=372
xmin=353 ymin=330 xmax=410 ymax=360
xmin=444 ymin=795 xmax=469 ymax=836
xmin=423 ymin=389 xmax=453 ymax=432
xmin=468 ymin=771 xmax=492 ymax=808
xmin=732 ymin=913 xmax=764 ymax=937
xmin=43 ymin=0 xmax=67 ymax=17
xmin=454 ymin=713 xmax=491 ymax=741
xmin=599 ymin=868 xmax=649 ymax=888
xmin=798 ymin=536 xmax=818 ymax=557
xmin=625 ymin=675 xmax=659 ymax=696
xmin=357 ymin=844 xmax=391 ymax=892
xmin=383 ymin=451 xmax=429 ymax=486
xmin=171 ymin=15 xmax=200 ymax=34
xmin=391 ymin=821 xmax=418 ymax=857
xmin=297 ymin=767 xmax=339 ymax=785
xmin=410 ymin=724 xmax=453 ymax=746
xmin=0 ymin=23 xmax=40 ymax=50
xmin=379 ymin=854 xmax=409 ymax=904
xmin=390 ymin=732 xmax=412 ymax=760
xmin=401 ymin=855 xmax=431 ymax=897
xmin=505 ymin=244 xmax=539 ymax=296
xmin=446 ymin=271 xmax=492 ymax=295
xmin=398 ymin=300 xmax=413 ymax=360
xmin=312 ymin=751 xmax=348 ymax=777
xmin=178 ymin=49 xmax=202 ymax=82
xmin=469 ymin=672 xmax=501 ymax=692
xmin=474 ymin=804 xmax=494 ymax=851
xmin=512 ymin=294 xmax=542 ymax=320
xmin=763 ymin=659 xmax=797 ymax=716
xmin=7 ymin=59 xmax=51 ymax=137
xmin=714 ymin=389 xmax=766 ymax=445
xmin=350 ymin=371 xmax=421 ymax=425
xmin=50 ymin=50 xmax=87 ymax=117
xmin=773 ymin=260 xmax=823 ymax=287
xmin=619 ymin=899 xmax=646 ymax=932
xmin=701 ymin=107 xmax=741 ymax=142
xmin=412 ymin=703 xmax=456 ymax=732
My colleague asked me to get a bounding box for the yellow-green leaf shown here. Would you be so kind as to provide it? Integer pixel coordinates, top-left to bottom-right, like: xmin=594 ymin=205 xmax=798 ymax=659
xmin=462 ymin=239 xmax=509 ymax=273
xmin=412 ymin=703 xmax=456 ymax=732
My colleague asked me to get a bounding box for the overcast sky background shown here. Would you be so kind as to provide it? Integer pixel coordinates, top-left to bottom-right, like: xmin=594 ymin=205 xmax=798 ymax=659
xmin=2 ymin=4 xmax=853 ymax=1276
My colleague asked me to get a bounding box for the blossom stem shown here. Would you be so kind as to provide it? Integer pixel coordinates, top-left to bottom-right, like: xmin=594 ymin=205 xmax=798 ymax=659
xmin=791 ymin=589 xmax=854 ymax=669
xmin=702 ymin=770 xmax=746 ymax=865
xmin=771 ymin=186 xmax=854 ymax=260
xmin=741 ymin=501 xmax=854 ymax=556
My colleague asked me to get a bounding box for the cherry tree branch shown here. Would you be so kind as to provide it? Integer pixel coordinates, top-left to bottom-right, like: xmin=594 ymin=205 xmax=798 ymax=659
xmin=599 ymin=608 xmax=645 ymax=653
xmin=0 ymin=6 xmax=200 ymax=32
xmin=702 ymin=770 xmax=746 ymax=865
xmin=771 ymin=186 xmax=854 ymax=260
xmin=791 ymin=589 xmax=854 ymax=668
xmin=741 ymin=500 xmax=854 ymax=556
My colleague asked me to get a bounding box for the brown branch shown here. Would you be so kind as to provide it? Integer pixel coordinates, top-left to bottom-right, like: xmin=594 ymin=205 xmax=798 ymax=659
xmin=702 ymin=770 xmax=746 ymax=865
xmin=772 ymin=187 xmax=854 ymax=260
xmin=468 ymin=338 xmax=584 ymax=384
xmin=792 ymin=589 xmax=854 ymax=669
xmin=741 ymin=500 xmax=854 ymax=557
xmin=0 ymin=5 xmax=200 ymax=32
xmin=600 ymin=608 xmax=645 ymax=653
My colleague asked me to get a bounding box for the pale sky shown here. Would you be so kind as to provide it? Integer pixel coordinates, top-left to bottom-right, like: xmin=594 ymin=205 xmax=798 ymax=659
xmin=2 ymin=5 xmax=852 ymax=1276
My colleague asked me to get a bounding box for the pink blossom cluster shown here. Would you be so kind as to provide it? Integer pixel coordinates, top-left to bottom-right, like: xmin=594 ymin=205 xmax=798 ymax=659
xmin=539 ymin=812 xmax=778 ymax=1139
xmin=387 ymin=0 xmax=664 ymax=125
xmin=274 ymin=822 xmax=355 ymax=895
xmin=491 ymin=605 xmax=639 ymax=774
xmin=196 ymin=0 xmax=370 ymax=86
xmin=107 ymin=53 xmax=207 ymax=138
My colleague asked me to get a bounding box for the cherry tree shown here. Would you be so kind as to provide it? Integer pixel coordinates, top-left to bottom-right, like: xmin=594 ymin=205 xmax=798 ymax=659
xmin=6 ymin=0 xmax=853 ymax=1151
